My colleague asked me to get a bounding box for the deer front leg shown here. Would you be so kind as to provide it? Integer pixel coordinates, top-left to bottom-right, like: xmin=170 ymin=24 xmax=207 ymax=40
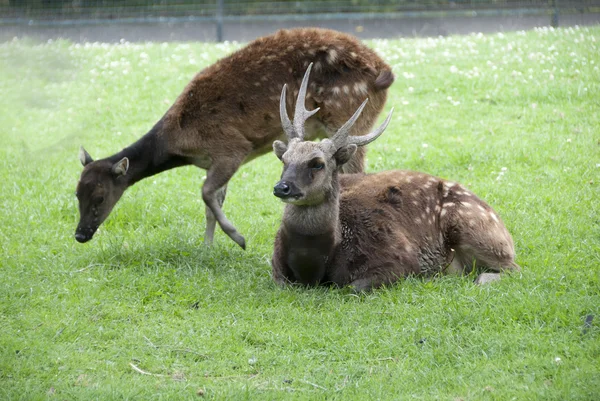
xmin=204 ymin=185 xmax=227 ymax=246
xmin=202 ymin=157 xmax=246 ymax=249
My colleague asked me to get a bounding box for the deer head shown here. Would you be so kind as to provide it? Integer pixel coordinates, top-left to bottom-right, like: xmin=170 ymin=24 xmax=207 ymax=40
xmin=273 ymin=64 xmax=393 ymax=206
xmin=74 ymin=147 xmax=129 ymax=243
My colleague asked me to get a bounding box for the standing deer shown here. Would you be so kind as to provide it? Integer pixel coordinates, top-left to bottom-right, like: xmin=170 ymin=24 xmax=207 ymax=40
xmin=75 ymin=28 xmax=394 ymax=249
xmin=271 ymin=67 xmax=520 ymax=290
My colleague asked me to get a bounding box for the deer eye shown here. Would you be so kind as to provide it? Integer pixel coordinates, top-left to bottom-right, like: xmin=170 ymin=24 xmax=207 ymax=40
xmin=309 ymin=159 xmax=325 ymax=170
xmin=95 ymin=196 xmax=105 ymax=205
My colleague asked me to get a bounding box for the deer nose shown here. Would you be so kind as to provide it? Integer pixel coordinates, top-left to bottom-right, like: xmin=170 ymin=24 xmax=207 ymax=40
xmin=74 ymin=232 xmax=88 ymax=243
xmin=273 ymin=181 xmax=292 ymax=198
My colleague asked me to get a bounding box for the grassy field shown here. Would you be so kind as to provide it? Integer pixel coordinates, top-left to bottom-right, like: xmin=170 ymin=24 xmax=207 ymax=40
xmin=0 ymin=26 xmax=598 ymax=400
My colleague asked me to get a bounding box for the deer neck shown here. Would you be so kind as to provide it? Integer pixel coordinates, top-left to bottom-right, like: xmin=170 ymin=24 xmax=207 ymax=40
xmin=280 ymin=176 xmax=341 ymax=285
xmin=108 ymin=120 xmax=191 ymax=188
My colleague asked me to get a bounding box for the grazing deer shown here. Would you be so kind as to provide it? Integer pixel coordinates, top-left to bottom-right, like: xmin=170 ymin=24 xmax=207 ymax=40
xmin=75 ymin=28 xmax=394 ymax=249
xmin=271 ymin=67 xmax=520 ymax=290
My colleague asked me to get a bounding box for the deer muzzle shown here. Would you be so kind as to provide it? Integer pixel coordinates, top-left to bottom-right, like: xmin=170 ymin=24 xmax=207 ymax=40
xmin=273 ymin=180 xmax=302 ymax=200
xmin=74 ymin=224 xmax=97 ymax=243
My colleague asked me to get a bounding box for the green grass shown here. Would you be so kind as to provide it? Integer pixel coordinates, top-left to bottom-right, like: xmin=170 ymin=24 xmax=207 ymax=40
xmin=0 ymin=26 xmax=599 ymax=400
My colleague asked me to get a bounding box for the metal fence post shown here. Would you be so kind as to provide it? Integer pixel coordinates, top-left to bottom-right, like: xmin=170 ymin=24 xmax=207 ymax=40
xmin=552 ymin=0 xmax=560 ymax=28
xmin=216 ymin=0 xmax=224 ymax=42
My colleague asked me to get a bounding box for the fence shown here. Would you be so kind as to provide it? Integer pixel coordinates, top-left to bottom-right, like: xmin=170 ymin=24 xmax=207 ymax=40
xmin=2 ymin=1 xmax=599 ymax=41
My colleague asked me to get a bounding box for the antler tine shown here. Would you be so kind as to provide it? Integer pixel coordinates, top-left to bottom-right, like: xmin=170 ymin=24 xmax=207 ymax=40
xmin=279 ymin=84 xmax=294 ymax=140
xmin=293 ymin=63 xmax=320 ymax=140
xmin=348 ymin=107 xmax=394 ymax=147
xmin=331 ymin=98 xmax=369 ymax=148
xmin=279 ymin=63 xmax=320 ymax=141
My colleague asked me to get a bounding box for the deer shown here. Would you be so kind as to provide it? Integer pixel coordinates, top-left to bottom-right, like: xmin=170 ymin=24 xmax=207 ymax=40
xmin=271 ymin=66 xmax=520 ymax=291
xmin=74 ymin=28 xmax=395 ymax=249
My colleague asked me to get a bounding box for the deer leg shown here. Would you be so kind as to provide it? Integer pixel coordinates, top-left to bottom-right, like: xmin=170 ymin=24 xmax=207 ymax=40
xmin=450 ymin=243 xmax=520 ymax=285
xmin=204 ymin=185 xmax=227 ymax=246
xmin=449 ymin=229 xmax=520 ymax=285
xmin=202 ymin=158 xmax=246 ymax=249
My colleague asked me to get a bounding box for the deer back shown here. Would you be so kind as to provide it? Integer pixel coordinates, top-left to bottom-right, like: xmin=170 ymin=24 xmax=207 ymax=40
xmin=161 ymin=28 xmax=394 ymax=160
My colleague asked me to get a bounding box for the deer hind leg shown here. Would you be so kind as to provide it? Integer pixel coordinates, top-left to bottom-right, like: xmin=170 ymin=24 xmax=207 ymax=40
xmin=204 ymin=184 xmax=227 ymax=246
xmin=202 ymin=157 xmax=246 ymax=250
xmin=447 ymin=202 xmax=520 ymax=285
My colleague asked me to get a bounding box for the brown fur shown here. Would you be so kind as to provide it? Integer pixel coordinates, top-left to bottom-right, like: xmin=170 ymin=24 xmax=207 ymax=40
xmin=273 ymin=168 xmax=520 ymax=291
xmin=74 ymin=28 xmax=394 ymax=248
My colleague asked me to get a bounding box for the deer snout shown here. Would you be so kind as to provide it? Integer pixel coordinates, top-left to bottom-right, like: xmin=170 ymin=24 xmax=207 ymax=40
xmin=274 ymin=181 xmax=292 ymax=198
xmin=74 ymin=225 xmax=97 ymax=243
xmin=74 ymin=232 xmax=88 ymax=243
xmin=274 ymin=181 xmax=302 ymax=200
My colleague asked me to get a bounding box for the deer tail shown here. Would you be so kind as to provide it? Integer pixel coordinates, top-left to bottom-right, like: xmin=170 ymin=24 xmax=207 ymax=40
xmin=374 ymin=69 xmax=395 ymax=90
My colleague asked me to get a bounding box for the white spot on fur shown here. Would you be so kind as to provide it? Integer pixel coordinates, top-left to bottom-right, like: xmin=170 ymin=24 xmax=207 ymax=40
xmin=469 ymin=220 xmax=477 ymax=227
xmin=313 ymin=60 xmax=321 ymax=70
xmin=353 ymin=81 xmax=368 ymax=95
xmin=462 ymin=202 xmax=472 ymax=208
xmin=327 ymin=48 xmax=338 ymax=64
xmin=287 ymin=45 xmax=294 ymax=51
xmin=254 ymin=82 xmax=261 ymax=87
xmin=343 ymin=85 xmax=350 ymax=94
xmin=425 ymin=206 xmax=430 ymax=213
xmin=332 ymin=86 xmax=341 ymax=95
xmin=490 ymin=212 xmax=499 ymax=223
xmin=412 ymin=200 xmax=419 ymax=206
xmin=350 ymin=51 xmax=357 ymax=58
xmin=478 ymin=205 xmax=486 ymax=211
xmin=444 ymin=202 xmax=455 ymax=208
xmin=415 ymin=217 xmax=422 ymax=224
xmin=440 ymin=209 xmax=447 ymax=217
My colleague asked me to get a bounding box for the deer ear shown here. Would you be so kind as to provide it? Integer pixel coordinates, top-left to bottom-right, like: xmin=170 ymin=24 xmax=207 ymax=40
xmin=111 ymin=157 xmax=129 ymax=176
xmin=334 ymin=144 xmax=357 ymax=166
xmin=79 ymin=146 xmax=93 ymax=166
xmin=273 ymin=140 xmax=288 ymax=160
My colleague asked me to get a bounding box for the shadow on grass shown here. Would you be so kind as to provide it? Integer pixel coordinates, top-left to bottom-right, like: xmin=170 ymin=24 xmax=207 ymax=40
xmin=72 ymin=235 xmax=255 ymax=277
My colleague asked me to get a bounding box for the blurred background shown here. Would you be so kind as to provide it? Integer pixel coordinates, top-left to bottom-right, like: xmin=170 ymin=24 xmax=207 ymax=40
xmin=1 ymin=0 xmax=599 ymax=42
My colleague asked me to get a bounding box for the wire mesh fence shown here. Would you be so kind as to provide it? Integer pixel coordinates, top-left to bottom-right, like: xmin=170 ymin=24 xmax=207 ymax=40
xmin=1 ymin=1 xmax=599 ymax=42
xmin=3 ymin=1 xmax=600 ymax=20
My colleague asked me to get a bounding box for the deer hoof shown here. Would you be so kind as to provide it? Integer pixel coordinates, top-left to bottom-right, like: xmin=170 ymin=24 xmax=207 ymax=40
xmin=474 ymin=273 xmax=502 ymax=285
xmin=230 ymin=233 xmax=246 ymax=250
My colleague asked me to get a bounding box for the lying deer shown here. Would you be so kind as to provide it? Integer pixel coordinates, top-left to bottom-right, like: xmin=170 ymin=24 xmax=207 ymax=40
xmin=75 ymin=28 xmax=394 ymax=249
xmin=271 ymin=66 xmax=520 ymax=290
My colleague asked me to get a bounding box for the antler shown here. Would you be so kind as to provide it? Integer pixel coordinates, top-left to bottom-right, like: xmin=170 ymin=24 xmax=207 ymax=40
xmin=280 ymin=63 xmax=320 ymax=141
xmin=331 ymin=99 xmax=394 ymax=148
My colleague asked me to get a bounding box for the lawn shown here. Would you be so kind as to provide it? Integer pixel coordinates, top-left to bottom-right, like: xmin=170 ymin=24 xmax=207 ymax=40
xmin=0 ymin=26 xmax=598 ymax=400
